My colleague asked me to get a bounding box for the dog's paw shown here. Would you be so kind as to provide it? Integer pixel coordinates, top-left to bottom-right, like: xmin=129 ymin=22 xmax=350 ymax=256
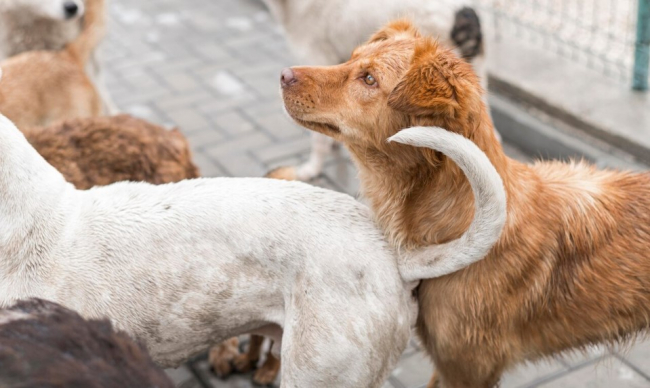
xmin=252 ymin=355 xmax=280 ymax=386
xmin=265 ymin=166 xmax=298 ymax=181
xmin=233 ymin=352 xmax=257 ymax=373
xmin=208 ymin=337 xmax=240 ymax=378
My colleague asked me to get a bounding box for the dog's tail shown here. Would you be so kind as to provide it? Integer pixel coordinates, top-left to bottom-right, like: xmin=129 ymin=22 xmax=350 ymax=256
xmin=388 ymin=126 xmax=507 ymax=282
xmin=66 ymin=0 xmax=106 ymax=65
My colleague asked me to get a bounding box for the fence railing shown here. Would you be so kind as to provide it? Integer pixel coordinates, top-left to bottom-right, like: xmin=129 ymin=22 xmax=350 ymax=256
xmin=480 ymin=0 xmax=650 ymax=91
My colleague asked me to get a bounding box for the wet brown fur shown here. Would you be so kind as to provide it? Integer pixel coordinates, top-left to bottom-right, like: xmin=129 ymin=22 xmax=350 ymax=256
xmin=281 ymin=19 xmax=650 ymax=388
xmin=0 ymin=299 xmax=174 ymax=388
xmin=23 ymin=114 xmax=199 ymax=189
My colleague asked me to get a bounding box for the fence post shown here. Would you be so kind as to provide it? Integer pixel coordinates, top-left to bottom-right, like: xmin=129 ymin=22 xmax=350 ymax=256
xmin=633 ymin=0 xmax=650 ymax=91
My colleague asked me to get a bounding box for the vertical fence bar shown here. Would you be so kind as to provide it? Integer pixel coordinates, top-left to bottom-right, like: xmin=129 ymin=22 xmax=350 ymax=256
xmin=633 ymin=0 xmax=650 ymax=90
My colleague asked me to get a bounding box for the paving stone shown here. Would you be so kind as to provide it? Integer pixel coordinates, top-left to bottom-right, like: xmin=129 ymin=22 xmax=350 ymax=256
xmin=500 ymin=359 xmax=569 ymax=388
xmin=185 ymin=129 xmax=225 ymax=151
xmin=165 ymin=108 xmax=212 ymax=133
xmin=252 ymin=136 xmax=311 ymax=163
xmin=248 ymin=111 xmax=305 ymax=140
xmin=204 ymin=132 xmax=272 ymax=157
xmin=210 ymin=110 xmax=256 ymax=137
xmin=622 ymin=340 xmax=650 ymax=379
xmin=165 ymin=366 xmax=196 ymax=386
xmin=192 ymin=152 xmax=227 ymax=178
xmin=389 ymin=351 xmax=434 ymax=388
xmin=537 ymin=356 xmax=650 ymax=388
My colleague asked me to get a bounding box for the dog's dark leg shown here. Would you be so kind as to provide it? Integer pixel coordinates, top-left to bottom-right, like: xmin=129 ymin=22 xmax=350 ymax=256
xmin=253 ymin=342 xmax=281 ymax=386
xmin=233 ymin=335 xmax=265 ymax=373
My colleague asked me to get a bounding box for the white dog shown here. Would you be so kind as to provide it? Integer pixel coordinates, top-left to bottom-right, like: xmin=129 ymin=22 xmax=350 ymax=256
xmin=0 ymin=113 xmax=504 ymax=387
xmin=262 ymin=0 xmax=489 ymax=182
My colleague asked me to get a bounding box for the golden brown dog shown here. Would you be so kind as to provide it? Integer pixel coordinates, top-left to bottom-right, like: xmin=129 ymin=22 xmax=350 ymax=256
xmin=0 ymin=0 xmax=105 ymax=129
xmin=279 ymin=19 xmax=650 ymax=388
xmin=23 ymin=114 xmax=199 ymax=188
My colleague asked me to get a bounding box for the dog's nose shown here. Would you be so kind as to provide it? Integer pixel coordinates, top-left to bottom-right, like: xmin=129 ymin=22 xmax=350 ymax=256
xmin=281 ymin=68 xmax=297 ymax=88
xmin=63 ymin=1 xmax=79 ymax=18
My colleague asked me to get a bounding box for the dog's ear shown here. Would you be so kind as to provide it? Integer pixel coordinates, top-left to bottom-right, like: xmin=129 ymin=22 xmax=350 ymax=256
xmin=367 ymin=19 xmax=421 ymax=43
xmin=387 ymin=39 xmax=462 ymax=118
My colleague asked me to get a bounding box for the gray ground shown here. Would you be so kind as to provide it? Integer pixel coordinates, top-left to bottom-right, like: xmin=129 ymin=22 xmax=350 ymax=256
xmin=101 ymin=0 xmax=650 ymax=387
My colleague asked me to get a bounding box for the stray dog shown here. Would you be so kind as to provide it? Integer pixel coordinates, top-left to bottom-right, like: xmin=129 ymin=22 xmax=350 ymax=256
xmin=0 ymin=0 xmax=116 ymax=114
xmin=24 ymin=114 xmax=199 ymax=189
xmin=0 ymin=0 xmax=84 ymax=58
xmin=0 ymin=110 xmax=505 ymax=387
xmin=0 ymin=299 xmax=174 ymax=388
xmin=0 ymin=0 xmax=107 ymax=128
xmin=263 ymin=0 xmax=487 ymax=182
xmin=280 ymin=19 xmax=650 ymax=387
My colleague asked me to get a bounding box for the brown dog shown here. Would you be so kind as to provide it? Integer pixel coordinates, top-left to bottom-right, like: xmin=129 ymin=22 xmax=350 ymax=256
xmin=0 ymin=0 xmax=105 ymax=129
xmin=23 ymin=114 xmax=199 ymax=189
xmin=279 ymin=19 xmax=650 ymax=388
xmin=209 ymin=335 xmax=281 ymax=385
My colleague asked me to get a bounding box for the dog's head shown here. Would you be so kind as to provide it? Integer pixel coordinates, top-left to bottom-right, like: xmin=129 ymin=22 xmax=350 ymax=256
xmin=281 ymin=19 xmax=488 ymax=150
xmin=15 ymin=0 xmax=84 ymax=21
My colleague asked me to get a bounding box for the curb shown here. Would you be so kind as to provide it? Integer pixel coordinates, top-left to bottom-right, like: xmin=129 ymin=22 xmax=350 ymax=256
xmin=489 ymin=93 xmax=649 ymax=171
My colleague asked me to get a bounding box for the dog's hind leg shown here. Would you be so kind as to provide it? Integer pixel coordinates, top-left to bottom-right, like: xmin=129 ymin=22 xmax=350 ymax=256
xmin=253 ymin=343 xmax=281 ymax=386
xmin=232 ymin=335 xmax=264 ymax=373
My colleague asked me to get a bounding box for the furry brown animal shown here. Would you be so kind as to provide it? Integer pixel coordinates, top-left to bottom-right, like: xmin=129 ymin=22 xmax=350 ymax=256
xmin=23 ymin=114 xmax=199 ymax=189
xmin=0 ymin=0 xmax=105 ymax=128
xmin=210 ymin=335 xmax=281 ymax=385
xmin=280 ymin=19 xmax=650 ymax=388
xmin=0 ymin=298 xmax=174 ymax=388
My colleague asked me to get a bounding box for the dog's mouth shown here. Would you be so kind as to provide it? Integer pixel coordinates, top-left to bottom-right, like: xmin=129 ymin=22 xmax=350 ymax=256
xmin=295 ymin=118 xmax=341 ymax=138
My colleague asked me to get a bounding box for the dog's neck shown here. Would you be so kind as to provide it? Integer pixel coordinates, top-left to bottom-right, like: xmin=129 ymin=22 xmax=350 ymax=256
xmin=0 ymin=116 xmax=73 ymax=275
xmin=350 ymin=109 xmax=521 ymax=248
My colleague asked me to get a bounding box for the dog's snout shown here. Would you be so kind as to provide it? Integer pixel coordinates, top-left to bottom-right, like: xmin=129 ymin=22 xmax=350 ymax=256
xmin=281 ymin=68 xmax=297 ymax=88
xmin=63 ymin=1 xmax=79 ymax=18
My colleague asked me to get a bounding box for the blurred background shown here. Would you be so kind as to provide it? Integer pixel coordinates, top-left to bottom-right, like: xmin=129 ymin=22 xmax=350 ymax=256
xmin=95 ymin=0 xmax=649 ymax=386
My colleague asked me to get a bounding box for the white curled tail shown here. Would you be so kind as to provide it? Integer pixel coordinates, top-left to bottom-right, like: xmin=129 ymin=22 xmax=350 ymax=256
xmin=388 ymin=126 xmax=507 ymax=282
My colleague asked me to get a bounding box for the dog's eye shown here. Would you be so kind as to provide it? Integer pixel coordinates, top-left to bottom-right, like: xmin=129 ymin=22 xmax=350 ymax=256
xmin=363 ymin=74 xmax=377 ymax=86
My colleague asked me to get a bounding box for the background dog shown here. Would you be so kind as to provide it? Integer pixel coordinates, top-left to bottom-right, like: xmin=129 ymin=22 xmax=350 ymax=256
xmin=279 ymin=20 xmax=650 ymax=388
xmin=0 ymin=299 xmax=174 ymax=388
xmin=24 ymin=115 xmax=199 ymax=189
xmin=0 ymin=0 xmax=85 ymax=57
xmin=263 ymin=0 xmax=486 ymax=183
xmin=0 ymin=0 xmax=116 ymax=117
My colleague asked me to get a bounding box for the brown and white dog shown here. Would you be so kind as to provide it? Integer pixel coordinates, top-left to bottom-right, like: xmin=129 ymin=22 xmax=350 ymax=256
xmin=0 ymin=0 xmax=106 ymax=129
xmin=279 ymin=19 xmax=650 ymax=388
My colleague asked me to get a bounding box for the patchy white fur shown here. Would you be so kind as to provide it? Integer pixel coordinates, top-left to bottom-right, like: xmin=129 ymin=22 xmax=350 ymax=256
xmin=389 ymin=126 xmax=507 ymax=281
xmin=263 ymin=0 xmax=489 ymax=181
xmin=0 ymin=114 xmax=415 ymax=387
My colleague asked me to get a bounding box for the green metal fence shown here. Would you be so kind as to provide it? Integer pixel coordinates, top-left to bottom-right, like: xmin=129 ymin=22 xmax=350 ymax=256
xmin=482 ymin=0 xmax=650 ymax=91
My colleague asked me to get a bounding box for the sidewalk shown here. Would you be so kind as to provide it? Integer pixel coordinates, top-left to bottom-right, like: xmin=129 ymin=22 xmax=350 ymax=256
xmin=101 ymin=0 xmax=650 ymax=387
